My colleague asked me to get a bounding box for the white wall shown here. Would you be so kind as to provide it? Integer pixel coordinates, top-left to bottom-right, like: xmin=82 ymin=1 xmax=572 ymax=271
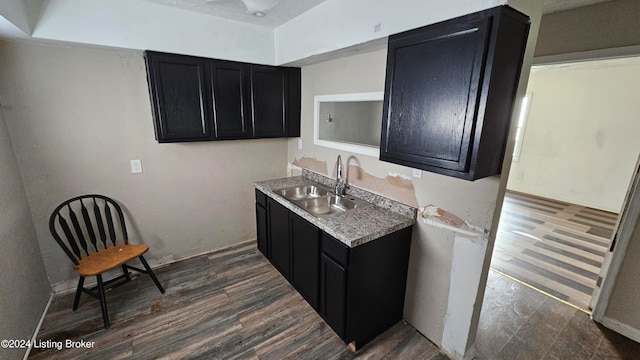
xmin=0 ymin=40 xmax=288 ymax=287
xmin=0 ymin=85 xmax=51 ymax=359
xmin=507 ymin=58 xmax=640 ymax=213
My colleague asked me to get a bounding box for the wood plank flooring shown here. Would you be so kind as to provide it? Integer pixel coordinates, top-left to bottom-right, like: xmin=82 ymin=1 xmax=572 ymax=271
xmin=491 ymin=191 xmax=617 ymax=311
xmin=29 ymin=242 xmax=442 ymax=360
xmin=28 ymin=241 xmax=640 ymax=359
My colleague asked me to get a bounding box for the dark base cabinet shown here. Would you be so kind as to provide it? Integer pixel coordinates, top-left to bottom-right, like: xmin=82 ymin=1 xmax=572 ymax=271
xmin=321 ymin=230 xmax=412 ymax=348
xmin=255 ymin=190 xmax=268 ymax=258
xmin=268 ymin=198 xmax=292 ymax=279
xmin=255 ymin=189 xmax=412 ymax=350
xmin=291 ymin=213 xmax=321 ymax=310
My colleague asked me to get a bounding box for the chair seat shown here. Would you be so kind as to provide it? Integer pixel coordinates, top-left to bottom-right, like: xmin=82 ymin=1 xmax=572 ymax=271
xmin=76 ymin=244 xmax=149 ymax=276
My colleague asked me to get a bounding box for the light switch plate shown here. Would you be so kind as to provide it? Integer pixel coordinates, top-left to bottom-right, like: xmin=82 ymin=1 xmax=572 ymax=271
xmin=130 ymin=160 xmax=143 ymax=174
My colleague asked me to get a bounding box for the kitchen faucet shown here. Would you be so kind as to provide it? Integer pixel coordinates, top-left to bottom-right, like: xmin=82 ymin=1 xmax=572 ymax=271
xmin=335 ymin=155 xmax=347 ymax=196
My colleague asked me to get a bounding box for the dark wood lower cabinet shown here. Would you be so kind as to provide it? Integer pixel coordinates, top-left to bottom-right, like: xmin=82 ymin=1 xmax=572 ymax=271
xmin=255 ymin=190 xmax=268 ymax=257
xmin=255 ymin=204 xmax=268 ymax=258
xmin=255 ymin=189 xmax=412 ymax=350
xmin=320 ymin=253 xmax=347 ymax=339
xmin=267 ymin=198 xmax=290 ymax=279
xmin=291 ymin=213 xmax=320 ymax=310
xmin=321 ymin=229 xmax=413 ymax=349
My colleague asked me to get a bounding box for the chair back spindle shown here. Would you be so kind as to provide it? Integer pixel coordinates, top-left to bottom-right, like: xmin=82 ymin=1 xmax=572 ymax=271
xmin=49 ymin=195 xmax=129 ymax=265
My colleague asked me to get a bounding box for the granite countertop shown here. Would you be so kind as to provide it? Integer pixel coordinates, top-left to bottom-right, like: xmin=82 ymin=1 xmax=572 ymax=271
xmin=254 ymin=173 xmax=416 ymax=248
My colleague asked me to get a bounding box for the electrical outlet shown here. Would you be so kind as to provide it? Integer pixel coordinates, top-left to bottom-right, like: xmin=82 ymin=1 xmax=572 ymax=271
xmin=130 ymin=160 xmax=143 ymax=174
xmin=297 ymin=139 xmax=303 ymax=150
xmin=412 ymin=168 xmax=422 ymax=179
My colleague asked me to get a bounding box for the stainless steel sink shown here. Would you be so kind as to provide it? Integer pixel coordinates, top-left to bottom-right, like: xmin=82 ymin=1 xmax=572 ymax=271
xmin=276 ymin=185 xmax=329 ymax=201
xmin=274 ymin=185 xmax=372 ymax=218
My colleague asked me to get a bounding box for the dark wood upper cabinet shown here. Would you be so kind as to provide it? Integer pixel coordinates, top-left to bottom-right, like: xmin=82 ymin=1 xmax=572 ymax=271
xmin=144 ymin=51 xmax=301 ymax=143
xmin=380 ymin=6 xmax=530 ymax=180
xmin=210 ymin=60 xmax=252 ymax=139
xmin=251 ymin=65 xmax=287 ymax=138
xmin=250 ymin=65 xmax=301 ymax=138
xmin=145 ymin=53 xmax=212 ymax=142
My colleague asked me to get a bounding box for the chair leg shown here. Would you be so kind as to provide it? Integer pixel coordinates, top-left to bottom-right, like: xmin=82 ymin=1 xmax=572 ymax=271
xmin=72 ymin=276 xmax=85 ymax=311
xmin=96 ymin=274 xmax=110 ymax=329
xmin=139 ymin=255 xmax=165 ymax=294
xmin=122 ymin=265 xmax=131 ymax=282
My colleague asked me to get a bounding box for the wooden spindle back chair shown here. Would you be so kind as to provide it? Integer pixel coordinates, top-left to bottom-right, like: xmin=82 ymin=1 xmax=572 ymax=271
xmin=49 ymin=194 xmax=165 ymax=329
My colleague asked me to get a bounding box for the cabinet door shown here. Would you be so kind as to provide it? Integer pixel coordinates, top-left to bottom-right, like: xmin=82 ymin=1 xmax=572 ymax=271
xmin=287 ymin=68 xmax=301 ymax=137
xmin=256 ymin=203 xmax=268 ymax=258
xmin=210 ymin=60 xmax=252 ymax=139
xmin=268 ymin=198 xmax=290 ymax=279
xmin=320 ymin=253 xmax=347 ymax=339
xmin=380 ymin=16 xmax=490 ymax=173
xmin=250 ymin=65 xmax=288 ymax=138
xmin=291 ymin=213 xmax=320 ymax=310
xmin=145 ymin=52 xmax=212 ymax=142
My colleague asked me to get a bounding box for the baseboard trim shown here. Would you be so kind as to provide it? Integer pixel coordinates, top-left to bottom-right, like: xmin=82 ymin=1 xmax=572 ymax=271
xmin=23 ymin=293 xmax=54 ymax=360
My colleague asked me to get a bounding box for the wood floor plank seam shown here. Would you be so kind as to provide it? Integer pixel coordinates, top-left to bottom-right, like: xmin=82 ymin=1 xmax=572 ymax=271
xmin=492 ymin=191 xmax=616 ymax=311
xmin=29 ymin=198 xmax=640 ymax=359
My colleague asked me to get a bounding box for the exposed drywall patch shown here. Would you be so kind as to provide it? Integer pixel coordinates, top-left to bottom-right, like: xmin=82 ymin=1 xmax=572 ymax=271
xmin=292 ymin=156 xmax=328 ymax=175
xmin=421 ymin=205 xmax=489 ymax=238
xmin=388 ymin=171 xmax=412 ymax=181
xmin=287 ymin=162 xmax=303 ymax=176
xmin=422 ymin=205 xmax=466 ymax=228
xmin=343 ymin=165 xmax=419 ymax=207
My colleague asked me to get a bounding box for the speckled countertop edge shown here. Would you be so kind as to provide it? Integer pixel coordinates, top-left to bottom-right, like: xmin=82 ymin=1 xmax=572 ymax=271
xmin=254 ymin=174 xmax=416 ymax=248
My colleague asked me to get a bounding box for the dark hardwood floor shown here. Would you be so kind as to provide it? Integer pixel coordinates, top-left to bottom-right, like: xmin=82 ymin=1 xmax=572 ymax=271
xmin=29 ymin=241 xmax=640 ymax=360
xmin=491 ymin=191 xmax=617 ymax=311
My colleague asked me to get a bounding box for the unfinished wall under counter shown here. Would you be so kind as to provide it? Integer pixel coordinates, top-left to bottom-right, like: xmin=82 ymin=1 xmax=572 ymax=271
xmin=0 ymin=40 xmax=288 ymax=289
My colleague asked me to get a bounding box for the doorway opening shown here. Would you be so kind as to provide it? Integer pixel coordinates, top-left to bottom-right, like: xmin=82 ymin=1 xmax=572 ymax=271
xmin=489 ymin=56 xmax=640 ymax=312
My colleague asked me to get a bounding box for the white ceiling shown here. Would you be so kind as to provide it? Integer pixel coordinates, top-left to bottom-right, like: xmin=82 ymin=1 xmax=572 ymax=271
xmin=140 ymin=0 xmax=612 ymax=28
xmin=142 ymin=0 xmax=327 ymax=28
xmin=0 ymin=0 xmax=614 ymax=40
